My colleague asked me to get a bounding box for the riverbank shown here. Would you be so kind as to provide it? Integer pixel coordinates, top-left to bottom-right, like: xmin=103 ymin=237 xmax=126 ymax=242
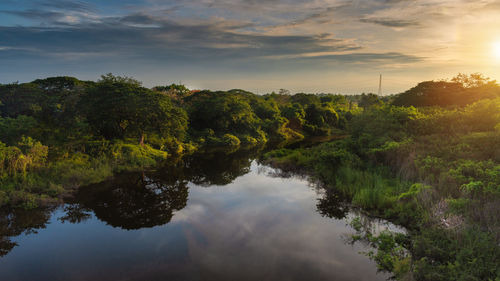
xmin=0 ymin=141 xmax=175 ymax=208
xmin=262 ymin=131 xmax=500 ymax=280
xmin=0 ymin=140 xmax=272 ymax=209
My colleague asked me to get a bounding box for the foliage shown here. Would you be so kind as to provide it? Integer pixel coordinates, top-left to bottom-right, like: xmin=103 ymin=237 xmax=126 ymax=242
xmin=392 ymin=74 xmax=500 ymax=108
xmin=81 ymin=74 xmax=188 ymax=143
xmin=153 ymin=83 xmax=191 ymax=96
xmin=264 ymin=86 xmax=500 ymax=280
xmin=1 ymin=73 xmax=500 ymax=280
xmin=0 ymin=115 xmax=38 ymax=145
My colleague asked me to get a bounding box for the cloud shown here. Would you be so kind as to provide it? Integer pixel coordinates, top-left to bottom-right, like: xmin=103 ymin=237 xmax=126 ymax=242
xmin=302 ymin=52 xmax=423 ymax=63
xmin=268 ymin=4 xmax=348 ymax=29
xmin=0 ymin=9 xmax=65 ymax=22
xmin=0 ymin=12 xmax=363 ymax=62
xmin=37 ymin=0 xmax=95 ymax=12
xmin=476 ymin=0 xmax=500 ymax=11
xmin=3 ymin=0 xmax=496 ymax=92
xmin=360 ymin=17 xmax=419 ymax=27
xmin=0 ymin=0 xmax=99 ymax=26
xmin=263 ymin=51 xmax=423 ymax=67
xmin=120 ymin=13 xmax=157 ymax=25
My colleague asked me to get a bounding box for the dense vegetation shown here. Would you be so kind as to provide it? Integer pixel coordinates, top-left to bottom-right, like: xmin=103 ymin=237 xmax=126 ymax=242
xmin=1 ymin=73 xmax=499 ymax=280
xmin=264 ymin=73 xmax=500 ymax=280
xmin=0 ymin=74 xmax=351 ymax=208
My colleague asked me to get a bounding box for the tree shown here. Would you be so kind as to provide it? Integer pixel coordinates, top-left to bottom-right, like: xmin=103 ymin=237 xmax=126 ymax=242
xmin=0 ymin=115 xmax=38 ymax=145
xmin=451 ymin=73 xmax=497 ymax=88
xmin=0 ymin=77 xmax=92 ymax=142
xmin=81 ymin=74 xmax=188 ymax=145
xmin=358 ymin=93 xmax=383 ymax=109
xmin=0 ymin=83 xmax=43 ymax=118
xmin=249 ymin=98 xmax=280 ymax=120
xmin=185 ymin=91 xmax=259 ymax=135
xmin=31 ymin=77 xmax=91 ymax=130
xmin=281 ymin=103 xmax=306 ymax=131
xmin=153 ymin=84 xmax=191 ymax=98
xmin=392 ymin=74 xmax=500 ymax=108
xmin=278 ymin=88 xmax=290 ymax=95
xmin=291 ymin=93 xmax=321 ymax=106
xmin=392 ymin=81 xmax=464 ymax=107
xmin=305 ymin=103 xmax=339 ymax=127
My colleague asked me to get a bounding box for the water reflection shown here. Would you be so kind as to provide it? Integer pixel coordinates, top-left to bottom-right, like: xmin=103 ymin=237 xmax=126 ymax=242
xmin=316 ymin=188 xmax=350 ymax=220
xmin=0 ymin=148 xmax=351 ymax=254
xmin=260 ymin=165 xmax=349 ymax=220
xmin=64 ymin=172 xmax=189 ymax=230
xmin=182 ymin=148 xmax=257 ymax=186
xmin=0 ymin=148 xmax=259 ymax=255
xmin=61 ymin=148 xmax=260 ymax=230
xmin=0 ymin=207 xmax=52 ymax=257
xmin=0 ymin=148 xmax=392 ymax=281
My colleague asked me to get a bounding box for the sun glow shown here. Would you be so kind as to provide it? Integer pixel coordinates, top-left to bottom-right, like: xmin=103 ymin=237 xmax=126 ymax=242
xmin=493 ymin=41 xmax=500 ymax=61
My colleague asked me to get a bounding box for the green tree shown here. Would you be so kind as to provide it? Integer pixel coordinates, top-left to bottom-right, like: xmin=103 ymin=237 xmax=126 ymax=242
xmin=392 ymin=76 xmax=500 ymax=107
xmin=358 ymin=93 xmax=383 ymax=109
xmin=305 ymin=103 xmax=339 ymax=128
xmin=0 ymin=83 xmax=43 ymax=118
xmin=153 ymin=84 xmax=191 ymax=97
xmin=450 ymin=73 xmax=497 ymax=88
xmin=185 ymin=91 xmax=259 ymax=135
xmin=0 ymin=115 xmax=38 ymax=145
xmin=81 ymin=74 xmax=188 ymax=145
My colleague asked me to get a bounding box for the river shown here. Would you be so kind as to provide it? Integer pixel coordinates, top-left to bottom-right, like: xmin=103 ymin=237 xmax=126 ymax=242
xmin=0 ymin=148 xmax=392 ymax=281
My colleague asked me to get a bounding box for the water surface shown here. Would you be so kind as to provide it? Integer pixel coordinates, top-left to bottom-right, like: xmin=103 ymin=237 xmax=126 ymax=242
xmin=0 ymin=150 xmax=390 ymax=281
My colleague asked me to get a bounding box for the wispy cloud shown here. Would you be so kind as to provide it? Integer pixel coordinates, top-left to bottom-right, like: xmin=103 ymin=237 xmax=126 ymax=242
xmin=0 ymin=9 xmax=65 ymax=22
xmin=360 ymin=17 xmax=419 ymax=27
xmin=37 ymin=0 xmax=95 ymax=12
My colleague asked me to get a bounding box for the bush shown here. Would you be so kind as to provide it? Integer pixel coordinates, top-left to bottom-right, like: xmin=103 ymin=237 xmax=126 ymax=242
xmin=110 ymin=143 xmax=168 ymax=168
xmin=221 ymin=134 xmax=241 ymax=147
xmin=413 ymin=227 xmax=500 ymax=281
xmin=240 ymin=135 xmax=258 ymax=146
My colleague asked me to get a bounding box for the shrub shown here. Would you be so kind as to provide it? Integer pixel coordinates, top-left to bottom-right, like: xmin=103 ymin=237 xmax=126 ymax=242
xmin=110 ymin=143 xmax=168 ymax=168
xmin=221 ymin=134 xmax=241 ymax=147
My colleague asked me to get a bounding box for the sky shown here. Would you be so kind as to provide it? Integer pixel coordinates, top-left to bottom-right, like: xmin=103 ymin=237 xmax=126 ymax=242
xmin=1 ymin=0 xmax=500 ymax=94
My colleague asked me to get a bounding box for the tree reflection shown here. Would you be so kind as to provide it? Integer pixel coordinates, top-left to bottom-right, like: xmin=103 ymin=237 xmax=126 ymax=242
xmin=0 ymin=145 xmax=350 ymax=259
xmin=60 ymin=147 xmax=260 ymax=230
xmin=316 ymin=188 xmax=350 ymax=220
xmin=183 ymin=147 xmax=259 ymax=186
xmin=0 ymin=207 xmax=52 ymax=257
xmin=65 ymin=172 xmax=189 ymax=230
xmin=254 ymin=158 xmax=351 ymax=221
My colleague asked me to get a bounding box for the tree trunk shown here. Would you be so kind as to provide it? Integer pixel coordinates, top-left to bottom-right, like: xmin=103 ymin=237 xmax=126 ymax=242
xmin=139 ymin=133 xmax=145 ymax=147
